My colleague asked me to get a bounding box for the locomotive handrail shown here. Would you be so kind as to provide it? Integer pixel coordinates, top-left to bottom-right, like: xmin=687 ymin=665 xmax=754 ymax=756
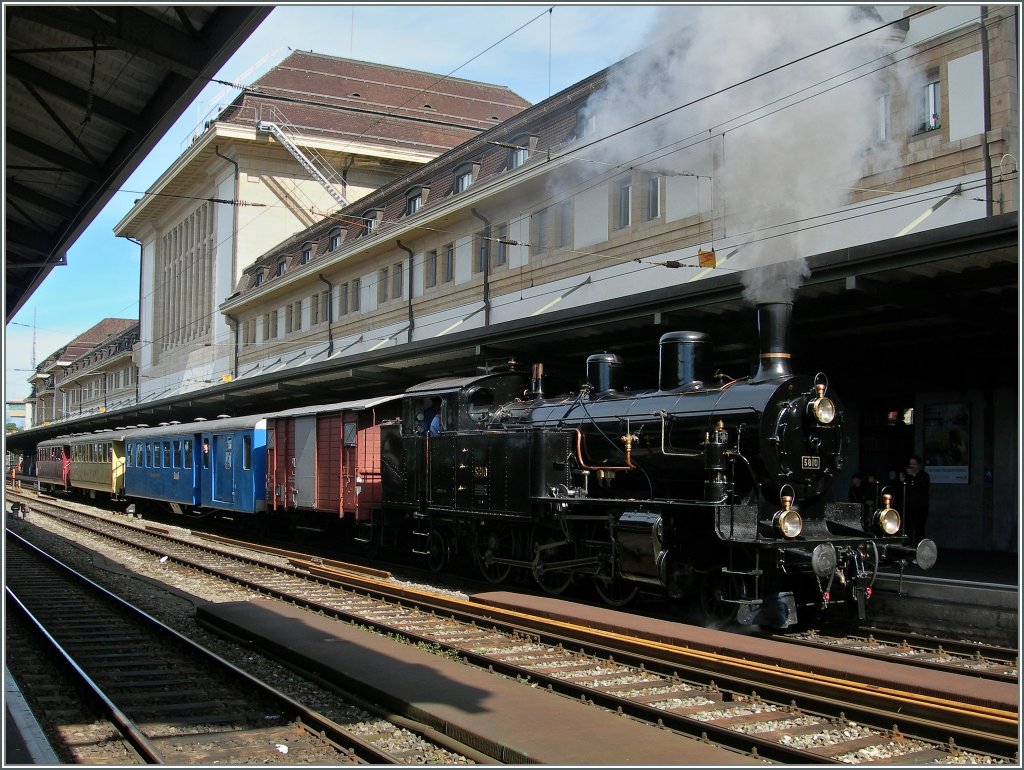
xmin=657 ymin=412 xmax=702 ymax=458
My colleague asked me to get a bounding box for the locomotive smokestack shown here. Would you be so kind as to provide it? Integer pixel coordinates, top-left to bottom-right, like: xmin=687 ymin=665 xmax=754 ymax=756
xmin=751 ymin=302 xmax=793 ymax=383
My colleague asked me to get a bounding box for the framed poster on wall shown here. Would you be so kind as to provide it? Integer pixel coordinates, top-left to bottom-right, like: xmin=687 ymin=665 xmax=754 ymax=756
xmin=923 ymin=403 xmax=969 ymax=484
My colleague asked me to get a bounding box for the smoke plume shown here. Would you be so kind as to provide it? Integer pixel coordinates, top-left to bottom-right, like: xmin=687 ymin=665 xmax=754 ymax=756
xmin=572 ymin=6 xmax=908 ymax=304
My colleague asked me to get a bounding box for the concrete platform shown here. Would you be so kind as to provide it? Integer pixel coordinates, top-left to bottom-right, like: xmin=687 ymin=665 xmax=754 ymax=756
xmin=198 ymin=599 xmax=759 ymax=765
xmin=5 ymin=668 xmax=60 ymax=766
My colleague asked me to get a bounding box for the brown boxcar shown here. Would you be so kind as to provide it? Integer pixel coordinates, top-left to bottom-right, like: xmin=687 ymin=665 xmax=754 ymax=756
xmin=265 ymin=395 xmax=401 ymax=531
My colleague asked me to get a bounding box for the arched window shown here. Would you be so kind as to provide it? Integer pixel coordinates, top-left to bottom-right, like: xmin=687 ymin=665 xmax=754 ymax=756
xmin=328 ymin=228 xmax=344 ymax=251
xmin=362 ymin=210 xmax=381 ymax=236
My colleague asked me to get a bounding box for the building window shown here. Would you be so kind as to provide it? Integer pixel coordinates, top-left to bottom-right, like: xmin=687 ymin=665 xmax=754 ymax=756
xmin=425 ymin=250 xmax=437 ymax=289
xmin=392 ymin=262 xmax=403 ymax=299
xmin=495 ymin=223 xmax=508 ymax=267
xmin=363 ymin=211 xmax=380 ymax=236
xmin=301 ymin=242 xmax=313 ymax=264
xmin=310 ymin=293 xmax=320 ymax=326
xmin=875 ymin=93 xmax=891 ymax=143
xmin=576 ymin=109 xmax=596 ymax=138
xmin=337 ymin=284 xmax=347 ymax=316
xmin=556 ymin=203 xmax=571 ymax=249
xmin=285 ymin=301 xmax=301 ymax=334
xmin=646 ymin=176 xmax=661 ymax=220
xmin=265 ymin=310 xmax=278 ymax=340
xmin=509 ymin=144 xmax=529 ymax=169
xmin=276 ymin=260 xmax=287 ymax=276
xmin=442 ymin=243 xmax=454 ymax=283
xmin=406 ymin=193 xmax=422 ymax=216
xmin=254 ymin=272 xmax=264 ymax=287
xmin=329 ymin=228 xmax=343 ymax=251
xmin=378 ymin=266 xmax=390 ymax=303
xmin=351 ymin=278 xmax=361 ymax=312
xmin=531 ymin=208 xmax=549 ymax=256
xmin=922 ymin=77 xmax=941 ymax=131
xmin=454 ymin=165 xmax=473 ymax=193
xmin=617 ymin=179 xmax=632 ymax=229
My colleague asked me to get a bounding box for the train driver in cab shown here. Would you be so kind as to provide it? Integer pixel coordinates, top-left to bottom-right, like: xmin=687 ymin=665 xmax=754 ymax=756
xmin=422 ymin=397 xmax=444 ymax=437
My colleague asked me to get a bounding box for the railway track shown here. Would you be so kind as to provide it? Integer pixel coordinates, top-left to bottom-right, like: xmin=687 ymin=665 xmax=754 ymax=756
xmin=9 ymin=496 xmax=1018 ymax=765
xmin=5 ymin=530 xmax=407 ymax=765
xmin=777 ymin=626 xmax=1018 ymax=683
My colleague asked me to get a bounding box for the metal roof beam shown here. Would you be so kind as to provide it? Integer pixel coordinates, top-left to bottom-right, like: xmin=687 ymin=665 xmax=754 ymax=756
xmin=11 ymin=6 xmax=205 ymax=78
xmin=5 ymin=57 xmax=143 ymax=131
xmin=7 ymin=128 xmax=105 ymax=180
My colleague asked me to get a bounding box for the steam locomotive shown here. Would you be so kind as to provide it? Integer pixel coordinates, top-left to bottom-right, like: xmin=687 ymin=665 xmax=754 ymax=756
xmin=20 ymin=302 xmax=936 ymax=628
xmin=381 ymin=302 xmax=937 ymax=627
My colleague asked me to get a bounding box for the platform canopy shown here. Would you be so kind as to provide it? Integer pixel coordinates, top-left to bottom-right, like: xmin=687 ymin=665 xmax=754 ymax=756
xmin=5 ymin=5 xmax=271 ymax=323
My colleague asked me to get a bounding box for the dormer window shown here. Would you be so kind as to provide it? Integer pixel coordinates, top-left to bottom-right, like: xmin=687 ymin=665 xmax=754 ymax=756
xmin=362 ymin=209 xmax=382 ymax=236
xmin=276 ymin=260 xmax=287 ymax=277
xmin=508 ymin=135 xmax=537 ymax=169
xmin=406 ymin=193 xmax=422 ymax=216
xmin=576 ymin=109 xmax=597 ymax=139
xmin=329 ymin=228 xmax=343 ymax=251
xmin=254 ymin=272 xmax=264 ymax=287
xmin=454 ymin=162 xmax=477 ymax=194
xmin=301 ymin=242 xmax=313 ymax=264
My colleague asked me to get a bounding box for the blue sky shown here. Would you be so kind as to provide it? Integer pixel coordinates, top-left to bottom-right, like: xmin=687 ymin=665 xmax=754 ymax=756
xmin=4 ymin=4 xmax=662 ymax=403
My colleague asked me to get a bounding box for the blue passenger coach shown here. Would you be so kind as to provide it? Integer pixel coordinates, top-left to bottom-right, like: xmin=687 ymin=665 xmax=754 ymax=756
xmin=124 ymin=415 xmax=268 ymax=516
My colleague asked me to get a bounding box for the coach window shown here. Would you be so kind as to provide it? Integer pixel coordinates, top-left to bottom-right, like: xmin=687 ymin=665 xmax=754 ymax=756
xmin=183 ymin=441 xmax=193 ymax=469
xmin=173 ymin=440 xmax=181 ymax=468
xmin=163 ymin=442 xmax=171 ymax=467
xmin=224 ymin=437 xmax=233 ymax=470
xmin=126 ymin=443 xmax=133 ymax=467
xmin=242 ymin=435 xmax=252 ymax=471
xmin=202 ymin=439 xmax=210 ymax=469
xmin=137 ymin=443 xmax=144 ymax=467
xmin=344 ymin=422 xmax=357 ymax=446
xmin=107 ymin=443 xmax=113 ymax=463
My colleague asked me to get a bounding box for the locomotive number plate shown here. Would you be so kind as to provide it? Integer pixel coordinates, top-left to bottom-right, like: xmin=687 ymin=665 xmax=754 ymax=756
xmin=801 ymin=456 xmax=821 ymax=470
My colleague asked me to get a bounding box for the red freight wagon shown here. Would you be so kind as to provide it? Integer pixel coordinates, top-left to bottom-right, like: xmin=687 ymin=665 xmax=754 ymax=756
xmin=265 ymin=395 xmax=402 ymax=536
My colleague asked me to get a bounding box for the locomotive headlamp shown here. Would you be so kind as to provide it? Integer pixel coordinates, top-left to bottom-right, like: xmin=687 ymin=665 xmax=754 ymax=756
xmin=873 ymin=492 xmax=901 ymax=535
xmin=773 ymin=494 xmax=803 ymax=538
xmin=808 ymin=383 xmax=836 ymax=424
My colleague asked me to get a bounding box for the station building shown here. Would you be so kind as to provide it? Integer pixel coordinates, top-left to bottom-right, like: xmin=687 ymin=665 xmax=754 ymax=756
xmin=16 ymin=6 xmax=1020 ymax=554
xmin=26 ymin=318 xmax=138 ymax=427
xmin=113 ymin=50 xmax=530 ymax=403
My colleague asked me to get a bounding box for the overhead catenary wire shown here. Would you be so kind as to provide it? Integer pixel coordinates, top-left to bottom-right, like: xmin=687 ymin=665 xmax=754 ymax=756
xmin=21 ymin=7 xmax=1010 ymax=378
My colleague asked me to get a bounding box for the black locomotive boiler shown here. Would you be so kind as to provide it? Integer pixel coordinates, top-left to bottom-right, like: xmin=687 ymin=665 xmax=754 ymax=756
xmin=381 ymin=302 xmax=937 ymax=627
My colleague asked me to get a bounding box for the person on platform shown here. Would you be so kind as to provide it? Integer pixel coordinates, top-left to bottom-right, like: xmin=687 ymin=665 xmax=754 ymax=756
xmin=848 ymin=473 xmax=866 ymax=509
xmin=899 ymin=455 xmax=931 ymax=542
